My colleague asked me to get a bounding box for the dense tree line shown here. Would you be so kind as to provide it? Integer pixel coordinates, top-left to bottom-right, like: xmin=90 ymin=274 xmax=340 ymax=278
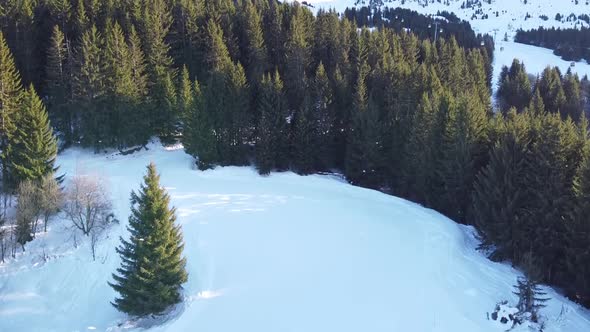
xmin=497 ymin=59 xmax=588 ymax=121
xmin=515 ymin=26 xmax=590 ymax=62
xmin=344 ymin=6 xmax=494 ymax=54
xmin=0 ymin=0 xmax=589 ymax=312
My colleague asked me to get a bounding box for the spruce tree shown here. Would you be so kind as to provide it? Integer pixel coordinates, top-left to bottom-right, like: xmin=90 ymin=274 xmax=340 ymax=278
xmin=529 ymin=87 xmax=546 ymax=115
xmin=470 ymin=109 xmax=530 ymax=261
xmin=438 ymin=92 xmax=489 ymax=222
xmin=239 ymin=0 xmax=267 ymax=82
xmin=568 ymin=119 xmax=590 ymax=305
xmin=402 ymin=92 xmax=442 ymax=204
xmin=74 ymin=25 xmax=106 ymax=147
xmin=284 ymin=4 xmax=311 ymax=111
xmin=345 ymin=57 xmax=369 ymax=186
xmin=177 ymin=65 xmax=194 ymax=120
xmin=46 ymin=25 xmax=73 ymax=144
xmin=140 ymin=0 xmax=178 ymax=142
xmin=537 ymin=67 xmax=566 ymax=115
xmin=8 ymin=85 xmax=58 ymax=187
xmin=255 ymin=71 xmax=289 ymax=175
xmin=0 ymin=31 xmax=24 ymax=191
xmin=110 ymin=163 xmax=188 ymax=316
xmin=309 ymin=62 xmax=334 ymax=170
xmin=292 ymin=94 xmax=315 ymax=175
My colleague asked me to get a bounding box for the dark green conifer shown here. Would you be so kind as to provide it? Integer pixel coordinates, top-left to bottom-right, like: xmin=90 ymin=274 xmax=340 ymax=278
xmin=110 ymin=163 xmax=188 ymax=316
xmin=0 ymin=31 xmax=24 ymax=191
xmin=8 ymin=85 xmax=58 ymax=187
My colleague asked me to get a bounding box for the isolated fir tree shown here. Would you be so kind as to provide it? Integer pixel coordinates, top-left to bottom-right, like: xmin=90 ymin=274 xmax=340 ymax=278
xmin=8 ymin=85 xmax=58 ymax=187
xmin=110 ymin=163 xmax=188 ymax=316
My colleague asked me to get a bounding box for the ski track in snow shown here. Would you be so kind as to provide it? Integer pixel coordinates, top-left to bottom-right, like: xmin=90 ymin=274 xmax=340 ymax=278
xmin=0 ymin=140 xmax=589 ymax=331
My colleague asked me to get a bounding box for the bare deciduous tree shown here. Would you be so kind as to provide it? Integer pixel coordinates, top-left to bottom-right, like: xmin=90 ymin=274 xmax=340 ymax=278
xmin=39 ymin=174 xmax=63 ymax=232
xmin=63 ymin=175 xmax=112 ymax=236
xmin=63 ymin=175 xmax=114 ymax=260
xmin=16 ymin=180 xmax=42 ymax=248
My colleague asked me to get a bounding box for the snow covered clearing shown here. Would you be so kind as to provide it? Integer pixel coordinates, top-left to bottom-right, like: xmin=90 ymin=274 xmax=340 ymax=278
xmin=1 ymin=141 xmax=589 ymax=331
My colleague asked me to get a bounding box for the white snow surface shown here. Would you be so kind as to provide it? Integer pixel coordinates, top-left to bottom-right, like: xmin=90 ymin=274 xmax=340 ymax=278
xmin=1 ymin=141 xmax=590 ymax=331
xmin=297 ymin=0 xmax=590 ymax=90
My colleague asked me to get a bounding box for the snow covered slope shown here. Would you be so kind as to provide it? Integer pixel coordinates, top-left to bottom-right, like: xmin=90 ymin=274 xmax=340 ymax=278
xmin=1 ymin=142 xmax=590 ymax=332
xmin=299 ymin=0 xmax=590 ymax=89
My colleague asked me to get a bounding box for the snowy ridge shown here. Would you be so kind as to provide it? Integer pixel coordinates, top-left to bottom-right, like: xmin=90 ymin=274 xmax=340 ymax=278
xmin=1 ymin=141 xmax=589 ymax=331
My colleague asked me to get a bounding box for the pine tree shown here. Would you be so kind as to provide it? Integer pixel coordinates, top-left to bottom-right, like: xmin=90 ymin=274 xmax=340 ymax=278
xmin=140 ymin=0 xmax=178 ymax=142
xmin=537 ymin=67 xmax=566 ymax=115
xmin=524 ymin=114 xmax=580 ymax=283
xmin=529 ymin=86 xmax=546 ymax=115
xmin=0 ymin=31 xmax=24 ymax=192
xmin=568 ymin=116 xmax=590 ymax=306
xmin=74 ymin=0 xmax=89 ymax=38
xmin=170 ymin=0 xmax=204 ymax=78
xmin=513 ymin=254 xmax=550 ymax=323
xmin=8 ymin=85 xmax=58 ymax=187
xmin=402 ymin=91 xmax=443 ymax=204
xmin=74 ymin=25 xmax=106 ymax=147
xmin=438 ymin=92 xmax=489 ymax=222
xmin=239 ymin=0 xmax=267 ymax=82
xmin=309 ymin=62 xmax=334 ymax=170
xmin=284 ymin=5 xmax=311 ymax=111
xmin=470 ymin=109 xmax=530 ymax=261
xmin=345 ymin=57 xmax=369 ymax=186
xmin=263 ymin=0 xmax=283 ymax=69
xmin=255 ymin=71 xmax=289 ymax=175
xmin=562 ymin=71 xmax=583 ymax=121
xmin=497 ymin=59 xmax=532 ymax=113
xmin=110 ymin=163 xmax=188 ymax=316
xmin=177 ymin=65 xmax=194 ymax=120
xmin=46 ymin=25 xmax=73 ymax=145
xmin=220 ymin=62 xmax=249 ymax=166
xmin=292 ymin=94 xmax=315 ymax=175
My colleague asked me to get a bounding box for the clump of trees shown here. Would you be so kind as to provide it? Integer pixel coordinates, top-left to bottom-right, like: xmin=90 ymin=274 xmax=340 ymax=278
xmin=515 ymin=26 xmax=590 ymax=62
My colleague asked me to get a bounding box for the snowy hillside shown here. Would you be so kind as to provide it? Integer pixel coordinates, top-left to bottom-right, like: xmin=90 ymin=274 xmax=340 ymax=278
xmin=299 ymin=0 xmax=590 ymax=89
xmin=1 ymin=142 xmax=590 ymax=332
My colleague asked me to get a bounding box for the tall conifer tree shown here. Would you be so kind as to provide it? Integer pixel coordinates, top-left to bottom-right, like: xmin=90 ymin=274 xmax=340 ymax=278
xmin=110 ymin=163 xmax=188 ymax=316
xmin=8 ymin=85 xmax=58 ymax=187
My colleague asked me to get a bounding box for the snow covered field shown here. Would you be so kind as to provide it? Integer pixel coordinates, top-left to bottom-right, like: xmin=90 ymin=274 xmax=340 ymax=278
xmin=1 ymin=142 xmax=590 ymax=332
